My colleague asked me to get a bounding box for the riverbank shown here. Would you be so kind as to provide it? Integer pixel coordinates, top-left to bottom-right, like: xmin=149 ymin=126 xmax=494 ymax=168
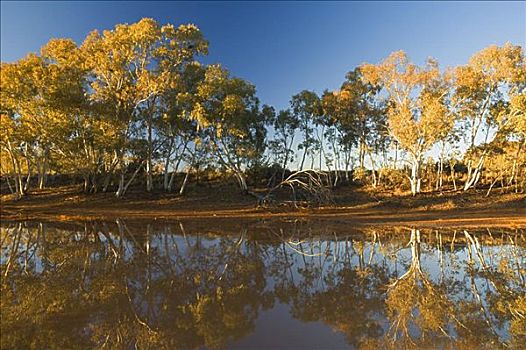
xmin=1 ymin=185 xmax=525 ymax=228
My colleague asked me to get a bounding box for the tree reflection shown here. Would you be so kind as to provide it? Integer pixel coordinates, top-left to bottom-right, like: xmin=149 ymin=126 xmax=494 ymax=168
xmin=1 ymin=222 xmax=273 ymax=349
xmin=382 ymin=229 xmax=457 ymax=348
xmin=1 ymin=222 xmax=524 ymax=349
xmin=267 ymin=232 xmax=393 ymax=347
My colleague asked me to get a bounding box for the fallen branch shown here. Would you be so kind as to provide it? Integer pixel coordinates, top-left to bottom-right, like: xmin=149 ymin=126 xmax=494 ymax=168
xmin=257 ymin=169 xmax=333 ymax=208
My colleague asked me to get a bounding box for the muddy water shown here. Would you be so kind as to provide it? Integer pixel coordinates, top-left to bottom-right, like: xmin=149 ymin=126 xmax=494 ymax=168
xmin=1 ymin=220 xmax=524 ymax=349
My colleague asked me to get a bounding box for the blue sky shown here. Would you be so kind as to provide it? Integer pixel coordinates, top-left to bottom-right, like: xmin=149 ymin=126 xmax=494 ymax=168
xmin=2 ymin=1 xmax=525 ymax=112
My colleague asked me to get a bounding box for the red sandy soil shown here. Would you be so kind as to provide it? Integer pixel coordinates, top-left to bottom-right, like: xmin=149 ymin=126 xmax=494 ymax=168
xmin=1 ymin=184 xmax=525 ymax=228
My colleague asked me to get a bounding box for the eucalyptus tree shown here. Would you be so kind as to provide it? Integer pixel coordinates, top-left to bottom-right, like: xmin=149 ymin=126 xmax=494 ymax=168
xmin=0 ymin=38 xmax=90 ymax=195
xmin=321 ymin=92 xmax=353 ymax=181
xmin=38 ymin=39 xmax=105 ymax=192
xmin=0 ymin=112 xmax=27 ymax=198
xmin=157 ymin=61 xmax=206 ymax=192
xmin=453 ymin=43 xmax=524 ymax=191
xmin=322 ymin=68 xmax=388 ymax=186
xmin=324 ymin=68 xmax=385 ymax=169
xmin=190 ymin=64 xmax=269 ymax=193
xmin=291 ymin=90 xmax=323 ymax=171
xmin=361 ymin=52 xmax=454 ymax=195
xmin=1 ymin=55 xmax=51 ymax=197
xmin=268 ymin=108 xmax=300 ymax=180
xmin=81 ymin=18 xmax=208 ymax=197
xmin=500 ymin=78 xmax=526 ymax=192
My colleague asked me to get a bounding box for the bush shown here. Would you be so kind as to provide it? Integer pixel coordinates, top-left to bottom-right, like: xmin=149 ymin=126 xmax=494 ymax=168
xmin=352 ymin=167 xmax=369 ymax=185
xmin=379 ymin=168 xmax=408 ymax=190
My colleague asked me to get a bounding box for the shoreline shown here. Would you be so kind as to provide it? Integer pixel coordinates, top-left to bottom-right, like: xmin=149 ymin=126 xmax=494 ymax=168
xmin=2 ymin=206 xmax=524 ymax=229
xmin=2 ymin=186 xmax=525 ymax=229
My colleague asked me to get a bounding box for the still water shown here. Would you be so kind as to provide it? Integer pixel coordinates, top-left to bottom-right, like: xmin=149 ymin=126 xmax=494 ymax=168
xmin=1 ymin=220 xmax=525 ymax=349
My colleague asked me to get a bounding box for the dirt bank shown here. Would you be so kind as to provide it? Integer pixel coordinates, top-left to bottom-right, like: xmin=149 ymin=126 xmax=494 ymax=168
xmin=1 ymin=185 xmax=525 ymax=228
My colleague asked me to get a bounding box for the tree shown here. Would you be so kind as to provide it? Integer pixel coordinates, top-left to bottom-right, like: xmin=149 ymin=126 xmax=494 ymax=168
xmin=190 ymin=65 xmax=269 ymax=193
xmin=268 ymin=108 xmax=300 ymax=180
xmin=1 ymin=55 xmax=50 ymax=197
xmin=324 ymin=68 xmax=384 ymax=168
xmin=157 ymin=62 xmax=206 ymax=193
xmin=81 ymin=18 xmax=208 ymax=196
xmin=290 ymin=90 xmax=323 ymax=171
xmin=0 ymin=39 xmax=89 ymax=195
xmin=322 ymin=68 xmax=387 ymax=185
xmin=361 ymin=51 xmax=454 ymax=195
xmin=453 ymin=43 xmax=525 ymax=190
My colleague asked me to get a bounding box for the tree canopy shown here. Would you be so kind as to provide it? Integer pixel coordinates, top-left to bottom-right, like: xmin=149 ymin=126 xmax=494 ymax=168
xmin=1 ymin=18 xmax=524 ymax=200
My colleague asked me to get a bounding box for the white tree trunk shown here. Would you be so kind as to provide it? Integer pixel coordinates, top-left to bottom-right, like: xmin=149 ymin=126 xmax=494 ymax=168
xmin=464 ymin=154 xmax=485 ymax=191
xmin=116 ymin=173 xmax=125 ymax=198
xmin=6 ymin=143 xmax=25 ymax=198
xmin=235 ymin=172 xmax=248 ymax=193
xmin=146 ymin=119 xmax=153 ymax=192
xmin=146 ymin=158 xmax=153 ymax=192
xmin=5 ymin=175 xmax=15 ymax=194
xmin=410 ymin=156 xmax=421 ymax=196
xmin=37 ymin=156 xmax=48 ymax=189
xmin=116 ymin=164 xmax=144 ymax=198
xmin=179 ymin=169 xmax=190 ymax=195
xmin=450 ymin=164 xmax=457 ymax=191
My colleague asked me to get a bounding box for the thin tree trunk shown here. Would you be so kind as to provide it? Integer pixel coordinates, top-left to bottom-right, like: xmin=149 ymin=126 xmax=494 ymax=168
xmin=6 ymin=143 xmax=25 ymax=198
xmin=163 ymin=138 xmax=174 ymax=191
xmin=38 ymin=155 xmax=48 ymax=189
xmin=83 ymin=174 xmax=90 ymax=193
xmin=486 ymin=176 xmax=500 ymax=197
xmin=168 ymin=149 xmax=187 ymax=192
xmin=464 ymin=154 xmax=485 ymax=191
xmin=393 ymin=141 xmax=398 ymax=169
xmin=179 ymin=168 xmax=190 ymax=195
xmin=435 ymin=156 xmax=443 ymax=191
xmin=167 ymin=141 xmax=190 ymax=194
xmin=319 ymin=126 xmax=324 ymax=170
xmin=116 ymin=163 xmax=144 ymax=198
xmin=5 ymin=175 xmax=15 ymax=194
xmin=410 ymin=156 xmax=421 ymax=196
xmin=450 ymin=163 xmax=457 ymax=191
xmin=281 ymin=135 xmax=295 ymax=181
xmin=23 ymin=149 xmax=31 ymax=192
xmin=359 ymin=137 xmax=366 ymax=169
xmin=235 ymin=171 xmax=248 ymax=194
xmin=300 ymin=147 xmax=308 ymax=171
xmin=146 ymin=118 xmax=153 ymax=192
xmin=116 ymin=172 xmax=125 ymax=198
xmin=367 ymin=148 xmax=377 ymax=187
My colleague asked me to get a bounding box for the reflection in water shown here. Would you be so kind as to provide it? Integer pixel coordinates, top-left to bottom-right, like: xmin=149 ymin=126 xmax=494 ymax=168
xmin=1 ymin=221 xmax=525 ymax=349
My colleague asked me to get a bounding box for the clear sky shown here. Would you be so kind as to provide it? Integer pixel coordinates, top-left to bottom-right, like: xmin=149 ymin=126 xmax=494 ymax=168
xmin=1 ymin=1 xmax=525 ymax=112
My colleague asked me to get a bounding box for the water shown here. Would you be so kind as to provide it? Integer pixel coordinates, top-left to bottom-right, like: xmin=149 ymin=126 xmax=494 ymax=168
xmin=1 ymin=220 xmax=525 ymax=349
